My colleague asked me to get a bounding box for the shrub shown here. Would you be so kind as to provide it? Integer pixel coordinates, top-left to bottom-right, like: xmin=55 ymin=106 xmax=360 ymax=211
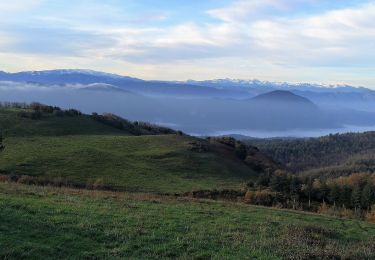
xmin=0 ymin=175 xmax=10 ymax=183
xmin=212 ymin=137 xmax=236 ymax=147
xmin=17 ymin=175 xmax=38 ymax=185
xmin=30 ymin=102 xmax=57 ymax=113
xmin=244 ymin=189 xmax=283 ymax=206
xmin=92 ymin=178 xmax=105 ymax=190
xmin=366 ymin=206 xmax=375 ymax=223
xmin=64 ymin=109 xmax=82 ymax=117
xmin=53 ymin=110 xmax=65 ymax=117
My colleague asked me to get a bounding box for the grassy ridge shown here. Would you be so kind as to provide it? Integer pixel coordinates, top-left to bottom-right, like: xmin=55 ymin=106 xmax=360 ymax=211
xmin=1 ymin=183 xmax=374 ymax=259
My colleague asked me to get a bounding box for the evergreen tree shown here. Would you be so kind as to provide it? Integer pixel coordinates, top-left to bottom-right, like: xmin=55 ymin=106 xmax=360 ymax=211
xmin=256 ymin=173 xmax=270 ymax=188
xmin=351 ymin=185 xmax=362 ymax=212
xmin=339 ymin=184 xmax=352 ymax=209
xmin=301 ymin=177 xmax=313 ymax=208
xmin=289 ymin=176 xmax=300 ymax=209
xmin=270 ymin=172 xmax=288 ymax=193
xmin=361 ymin=181 xmax=375 ymax=212
xmin=317 ymin=181 xmax=329 ymax=203
xmin=328 ymin=184 xmax=340 ymax=207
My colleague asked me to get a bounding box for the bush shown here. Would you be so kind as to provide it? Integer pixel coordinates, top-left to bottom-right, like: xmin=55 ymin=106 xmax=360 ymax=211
xmin=53 ymin=110 xmax=65 ymax=117
xmin=64 ymin=109 xmax=82 ymax=117
xmin=366 ymin=206 xmax=375 ymax=223
xmin=92 ymin=178 xmax=105 ymax=190
xmin=244 ymin=189 xmax=284 ymax=206
xmin=17 ymin=175 xmax=38 ymax=185
xmin=212 ymin=137 xmax=236 ymax=148
xmin=0 ymin=175 xmax=11 ymax=183
xmin=30 ymin=102 xmax=60 ymax=113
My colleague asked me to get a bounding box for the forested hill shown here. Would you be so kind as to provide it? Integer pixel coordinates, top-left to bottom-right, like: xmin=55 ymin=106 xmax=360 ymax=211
xmin=246 ymin=132 xmax=375 ymax=177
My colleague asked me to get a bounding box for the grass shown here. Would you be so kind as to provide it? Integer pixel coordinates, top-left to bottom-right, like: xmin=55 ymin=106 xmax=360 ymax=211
xmin=0 ymin=135 xmax=256 ymax=193
xmin=1 ymin=107 xmax=375 ymax=259
xmin=0 ymin=108 xmax=258 ymax=193
xmin=0 ymin=108 xmax=127 ymax=137
xmin=0 ymin=182 xmax=374 ymax=259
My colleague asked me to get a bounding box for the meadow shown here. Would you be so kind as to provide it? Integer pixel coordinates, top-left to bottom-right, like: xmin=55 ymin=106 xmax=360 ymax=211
xmin=1 ymin=182 xmax=375 ymax=259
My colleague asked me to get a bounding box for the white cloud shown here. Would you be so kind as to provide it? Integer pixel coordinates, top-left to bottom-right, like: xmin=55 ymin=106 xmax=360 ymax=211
xmin=250 ymin=2 xmax=375 ymax=66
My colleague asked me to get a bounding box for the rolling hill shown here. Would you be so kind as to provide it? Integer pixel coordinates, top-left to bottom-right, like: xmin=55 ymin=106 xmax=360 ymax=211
xmin=0 ymin=105 xmax=271 ymax=193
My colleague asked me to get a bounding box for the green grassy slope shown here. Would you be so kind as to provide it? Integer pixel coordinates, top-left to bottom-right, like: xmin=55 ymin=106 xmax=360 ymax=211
xmin=0 ymin=108 xmax=128 ymax=137
xmin=0 ymin=108 xmax=258 ymax=193
xmin=0 ymin=135 xmax=256 ymax=192
xmin=1 ymin=183 xmax=374 ymax=259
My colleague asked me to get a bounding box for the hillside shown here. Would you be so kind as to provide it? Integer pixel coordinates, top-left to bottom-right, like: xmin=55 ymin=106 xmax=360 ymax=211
xmin=0 ymin=108 xmax=127 ymax=137
xmin=1 ymin=183 xmax=374 ymax=259
xmin=246 ymin=131 xmax=375 ymax=177
xmin=0 ymin=105 xmax=267 ymax=193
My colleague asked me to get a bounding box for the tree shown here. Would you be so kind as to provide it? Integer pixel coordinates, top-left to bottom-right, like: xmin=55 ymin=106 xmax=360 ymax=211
xmin=301 ymin=177 xmax=313 ymax=208
xmin=313 ymin=179 xmax=329 ymax=203
xmin=255 ymin=172 xmax=270 ymax=188
xmin=235 ymin=142 xmax=247 ymax=160
xmin=289 ymin=176 xmax=300 ymax=209
xmin=351 ymin=185 xmax=362 ymax=212
xmin=270 ymin=171 xmax=289 ymax=193
xmin=0 ymin=132 xmax=4 ymax=150
xmin=328 ymin=184 xmax=340 ymax=207
xmin=361 ymin=181 xmax=375 ymax=212
xmin=339 ymin=184 xmax=352 ymax=209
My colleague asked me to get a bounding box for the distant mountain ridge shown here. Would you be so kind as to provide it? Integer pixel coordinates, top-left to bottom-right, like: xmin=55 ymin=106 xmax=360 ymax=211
xmin=0 ymin=69 xmax=373 ymax=93
xmin=183 ymin=78 xmax=372 ymax=93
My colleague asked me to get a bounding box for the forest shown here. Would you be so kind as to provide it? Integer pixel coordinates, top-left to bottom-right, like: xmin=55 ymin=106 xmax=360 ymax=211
xmin=247 ymin=132 xmax=375 ymax=177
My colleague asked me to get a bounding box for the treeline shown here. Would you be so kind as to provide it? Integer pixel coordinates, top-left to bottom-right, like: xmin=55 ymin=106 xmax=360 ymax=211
xmin=16 ymin=102 xmax=82 ymax=119
xmin=246 ymin=132 xmax=375 ymax=176
xmin=245 ymin=171 xmax=375 ymax=221
xmin=91 ymin=113 xmax=182 ymax=136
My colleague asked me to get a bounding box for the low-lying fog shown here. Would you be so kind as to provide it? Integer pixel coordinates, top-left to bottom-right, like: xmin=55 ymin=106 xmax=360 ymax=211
xmin=209 ymin=125 xmax=375 ymax=139
xmin=1 ymin=86 xmax=375 ymax=139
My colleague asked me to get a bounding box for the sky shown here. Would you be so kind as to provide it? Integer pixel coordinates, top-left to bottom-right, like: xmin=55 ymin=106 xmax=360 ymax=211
xmin=1 ymin=0 xmax=375 ymax=87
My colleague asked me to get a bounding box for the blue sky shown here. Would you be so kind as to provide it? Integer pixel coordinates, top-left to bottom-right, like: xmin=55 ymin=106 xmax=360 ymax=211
xmin=1 ymin=0 xmax=375 ymax=87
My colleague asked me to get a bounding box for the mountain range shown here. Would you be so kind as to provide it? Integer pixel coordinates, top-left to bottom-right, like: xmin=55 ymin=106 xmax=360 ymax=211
xmin=1 ymin=69 xmax=375 ymax=104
